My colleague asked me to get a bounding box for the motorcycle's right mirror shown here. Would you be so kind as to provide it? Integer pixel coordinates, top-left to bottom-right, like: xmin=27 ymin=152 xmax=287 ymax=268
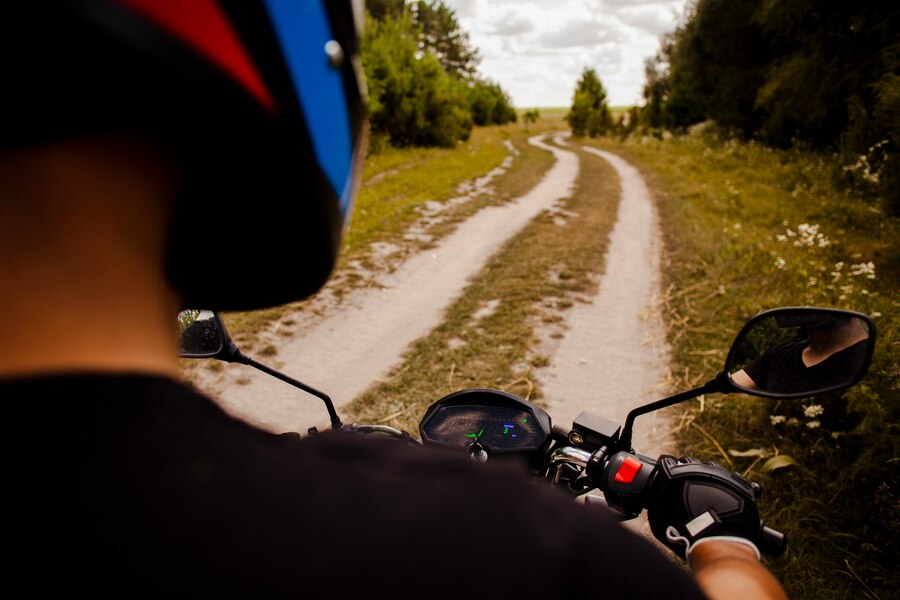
xmin=722 ymin=307 xmax=876 ymax=399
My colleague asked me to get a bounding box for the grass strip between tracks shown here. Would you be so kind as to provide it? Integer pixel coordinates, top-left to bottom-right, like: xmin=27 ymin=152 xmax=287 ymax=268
xmin=343 ymin=145 xmax=621 ymax=436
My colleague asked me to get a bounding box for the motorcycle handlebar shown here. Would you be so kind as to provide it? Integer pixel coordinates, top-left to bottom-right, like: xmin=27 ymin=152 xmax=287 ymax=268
xmin=757 ymin=524 xmax=786 ymax=557
xmin=550 ymin=446 xmax=787 ymax=557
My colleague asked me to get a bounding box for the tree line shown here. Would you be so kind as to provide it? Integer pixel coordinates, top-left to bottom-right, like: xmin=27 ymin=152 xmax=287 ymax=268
xmin=362 ymin=0 xmax=517 ymax=151
xmin=639 ymin=0 xmax=899 ymax=210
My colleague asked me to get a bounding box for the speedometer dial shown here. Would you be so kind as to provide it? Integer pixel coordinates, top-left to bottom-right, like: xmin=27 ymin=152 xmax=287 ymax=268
xmin=419 ymin=389 xmax=551 ymax=454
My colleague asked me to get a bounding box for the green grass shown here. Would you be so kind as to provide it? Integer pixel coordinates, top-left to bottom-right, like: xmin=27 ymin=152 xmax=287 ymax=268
xmin=346 ymin=126 xmax=509 ymax=254
xmin=586 ymin=132 xmax=899 ymax=600
xmin=343 ymin=146 xmax=621 ymax=433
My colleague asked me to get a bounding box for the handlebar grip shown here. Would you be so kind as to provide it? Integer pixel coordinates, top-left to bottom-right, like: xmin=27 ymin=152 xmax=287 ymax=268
xmin=757 ymin=524 xmax=786 ymax=557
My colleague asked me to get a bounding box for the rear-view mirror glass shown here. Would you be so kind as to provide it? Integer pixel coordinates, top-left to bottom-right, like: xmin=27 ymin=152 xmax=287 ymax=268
xmin=726 ymin=308 xmax=875 ymax=398
xmin=177 ymin=309 xmax=223 ymax=358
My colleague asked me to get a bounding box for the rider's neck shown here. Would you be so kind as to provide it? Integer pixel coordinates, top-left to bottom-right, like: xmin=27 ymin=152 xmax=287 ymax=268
xmin=0 ymin=134 xmax=182 ymax=380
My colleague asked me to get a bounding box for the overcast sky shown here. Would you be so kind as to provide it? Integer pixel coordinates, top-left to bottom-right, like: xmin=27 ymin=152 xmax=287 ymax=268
xmin=443 ymin=0 xmax=689 ymax=108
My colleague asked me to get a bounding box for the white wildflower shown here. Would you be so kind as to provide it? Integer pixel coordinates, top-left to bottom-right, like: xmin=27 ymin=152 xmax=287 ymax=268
xmin=775 ymin=257 xmax=787 ymax=270
xmin=770 ymin=415 xmax=786 ymax=425
xmin=804 ymin=405 xmax=824 ymax=418
xmin=791 ymin=223 xmax=830 ymax=248
xmin=808 ymin=277 xmax=818 ymax=287
xmin=776 ymin=234 xmax=787 ymax=242
xmin=806 ymin=420 xmax=821 ymax=429
xmin=831 ymin=262 xmax=844 ymax=281
xmin=850 ymin=262 xmax=876 ymax=279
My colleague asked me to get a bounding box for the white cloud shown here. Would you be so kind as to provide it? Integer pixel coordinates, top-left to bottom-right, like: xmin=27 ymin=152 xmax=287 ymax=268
xmin=616 ymin=6 xmax=682 ymax=36
xmin=492 ymin=16 xmax=536 ymax=36
xmin=443 ymin=0 xmax=688 ymax=107
xmin=537 ymin=19 xmax=624 ymax=49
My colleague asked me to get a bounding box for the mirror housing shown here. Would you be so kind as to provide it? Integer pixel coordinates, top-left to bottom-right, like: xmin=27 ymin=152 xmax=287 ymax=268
xmin=722 ymin=307 xmax=875 ymax=399
xmin=175 ymin=310 xmax=342 ymax=428
xmin=619 ymin=306 xmax=876 ymax=450
xmin=177 ymin=310 xmax=243 ymax=362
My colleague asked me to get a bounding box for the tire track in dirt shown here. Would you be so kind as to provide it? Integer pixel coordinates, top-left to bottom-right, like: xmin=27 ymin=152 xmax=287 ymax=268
xmin=538 ymin=146 xmax=672 ymax=458
xmin=200 ymin=134 xmax=579 ymax=433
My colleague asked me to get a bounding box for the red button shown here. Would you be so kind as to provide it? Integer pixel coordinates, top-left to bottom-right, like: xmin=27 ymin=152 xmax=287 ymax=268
xmin=614 ymin=457 xmax=643 ymax=484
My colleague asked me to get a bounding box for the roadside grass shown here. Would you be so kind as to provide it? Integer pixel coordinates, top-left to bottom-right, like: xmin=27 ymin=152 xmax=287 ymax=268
xmin=212 ymin=116 xmax=565 ymax=353
xmin=342 ymin=146 xmax=621 ymax=434
xmin=585 ymin=132 xmax=899 ymax=599
xmin=343 ymin=126 xmax=511 ymax=255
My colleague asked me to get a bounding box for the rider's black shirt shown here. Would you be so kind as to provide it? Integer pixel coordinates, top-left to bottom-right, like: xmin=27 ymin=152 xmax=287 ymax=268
xmin=744 ymin=339 xmax=868 ymax=394
xmin=5 ymin=373 xmax=707 ymax=598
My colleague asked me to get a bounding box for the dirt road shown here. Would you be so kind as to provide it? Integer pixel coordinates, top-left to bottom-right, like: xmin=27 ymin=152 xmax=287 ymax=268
xmin=196 ymin=137 xmax=672 ymax=459
xmin=199 ymin=134 xmax=579 ymax=432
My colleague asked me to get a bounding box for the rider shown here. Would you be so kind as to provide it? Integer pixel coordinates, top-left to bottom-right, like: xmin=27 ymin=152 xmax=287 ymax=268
xmin=1 ymin=2 xmax=784 ymax=598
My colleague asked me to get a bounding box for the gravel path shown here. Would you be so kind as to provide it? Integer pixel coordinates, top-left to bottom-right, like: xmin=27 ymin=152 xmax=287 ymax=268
xmin=202 ymin=134 xmax=579 ymax=433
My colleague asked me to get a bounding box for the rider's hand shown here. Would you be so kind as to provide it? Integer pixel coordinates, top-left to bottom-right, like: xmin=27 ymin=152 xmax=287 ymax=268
xmin=645 ymin=455 xmax=766 ymax=561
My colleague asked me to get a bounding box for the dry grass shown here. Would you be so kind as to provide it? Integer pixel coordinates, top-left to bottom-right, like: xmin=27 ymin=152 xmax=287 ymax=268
xmin=586 ymin=132 xmax=899 ymax=600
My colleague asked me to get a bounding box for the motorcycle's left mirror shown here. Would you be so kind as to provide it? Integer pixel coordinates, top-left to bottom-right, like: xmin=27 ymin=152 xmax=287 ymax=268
xmin=177 ymin=309 xmax=226 ymax=358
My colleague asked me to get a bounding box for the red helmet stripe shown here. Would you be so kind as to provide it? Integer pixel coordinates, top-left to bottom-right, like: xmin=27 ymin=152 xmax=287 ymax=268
xmin=116 ymin=0 xmax=276 ymax=112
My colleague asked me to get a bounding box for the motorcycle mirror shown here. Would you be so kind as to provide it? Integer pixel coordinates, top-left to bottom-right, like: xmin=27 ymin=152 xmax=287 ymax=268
xmin=175 ymin=310 xmax=343 ymax=429
xmin=177 ymin=309 xmax=242 ymax=361
xmin=722 ymin=307 xmax=876 ymax=399
xmin=619 ymin=306 xmax=876 ymax=450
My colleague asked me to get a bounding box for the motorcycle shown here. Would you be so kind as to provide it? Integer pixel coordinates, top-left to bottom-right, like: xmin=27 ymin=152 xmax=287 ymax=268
xmin=178 ymin=306 xmax=876 ymax=558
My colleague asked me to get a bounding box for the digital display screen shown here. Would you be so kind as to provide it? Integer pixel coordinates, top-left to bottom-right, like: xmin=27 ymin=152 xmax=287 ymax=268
xmin=422 ymin=404 xmax=547 ymax=451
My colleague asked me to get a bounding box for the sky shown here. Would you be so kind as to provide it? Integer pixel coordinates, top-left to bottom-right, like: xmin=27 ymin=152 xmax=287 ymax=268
xmin=442 ymin=0 xmax=689 ymax=108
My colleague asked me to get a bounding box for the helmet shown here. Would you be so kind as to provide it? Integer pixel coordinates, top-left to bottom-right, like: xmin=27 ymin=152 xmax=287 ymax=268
xmin=2 ymin=0 xmax=366 ymax=310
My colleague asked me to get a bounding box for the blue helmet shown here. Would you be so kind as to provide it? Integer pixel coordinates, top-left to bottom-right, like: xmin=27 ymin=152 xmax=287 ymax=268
xmin=3 ymin=0 xmax=366 ymax=310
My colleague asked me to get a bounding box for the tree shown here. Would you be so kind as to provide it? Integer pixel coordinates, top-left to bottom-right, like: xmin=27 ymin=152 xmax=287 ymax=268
xmin=366 ymin=0 xmax=406 ymax=21
xmin=640 ymin=0 xmax=900 ymax=210
xmin=640 ymin=52 xmax=669 ymax=129
xmin=567 ymin=68 xmax=613 ymax=137
xmin=413 ymin=1 xmax=480 ymax=79
xmin=361 ymin=12 xmax=472 ymax=148
xmin=468 ymin=79 xmax=516 ymax=126
xmin=362 ymin=0 xmax=515 ymax=150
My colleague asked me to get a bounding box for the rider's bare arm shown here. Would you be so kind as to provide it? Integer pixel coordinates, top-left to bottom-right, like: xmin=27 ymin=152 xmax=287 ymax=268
xmin=731 ymin=369 xmax=758 ymax=390
xmin=690 ymin=541 xmax=787 ymax=600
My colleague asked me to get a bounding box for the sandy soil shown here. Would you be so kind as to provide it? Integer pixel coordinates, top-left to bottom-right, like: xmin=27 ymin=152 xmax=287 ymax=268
xmin=538 ymin=145 xmax=673 ymax=458
xmin=196 ymin=134 xmax=579 ymax=433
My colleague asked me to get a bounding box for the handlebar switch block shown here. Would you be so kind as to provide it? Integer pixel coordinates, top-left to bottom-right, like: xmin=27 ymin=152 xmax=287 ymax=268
xmin=598 ymin=451 xmax=656 ymax=518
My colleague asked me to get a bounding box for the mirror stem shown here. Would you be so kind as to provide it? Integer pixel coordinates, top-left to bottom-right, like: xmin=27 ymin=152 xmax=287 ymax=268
xmin=238 ymin=353 xmax=343 ymax=430
xmin=619 ymin=375 xmax=725 ymax=451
